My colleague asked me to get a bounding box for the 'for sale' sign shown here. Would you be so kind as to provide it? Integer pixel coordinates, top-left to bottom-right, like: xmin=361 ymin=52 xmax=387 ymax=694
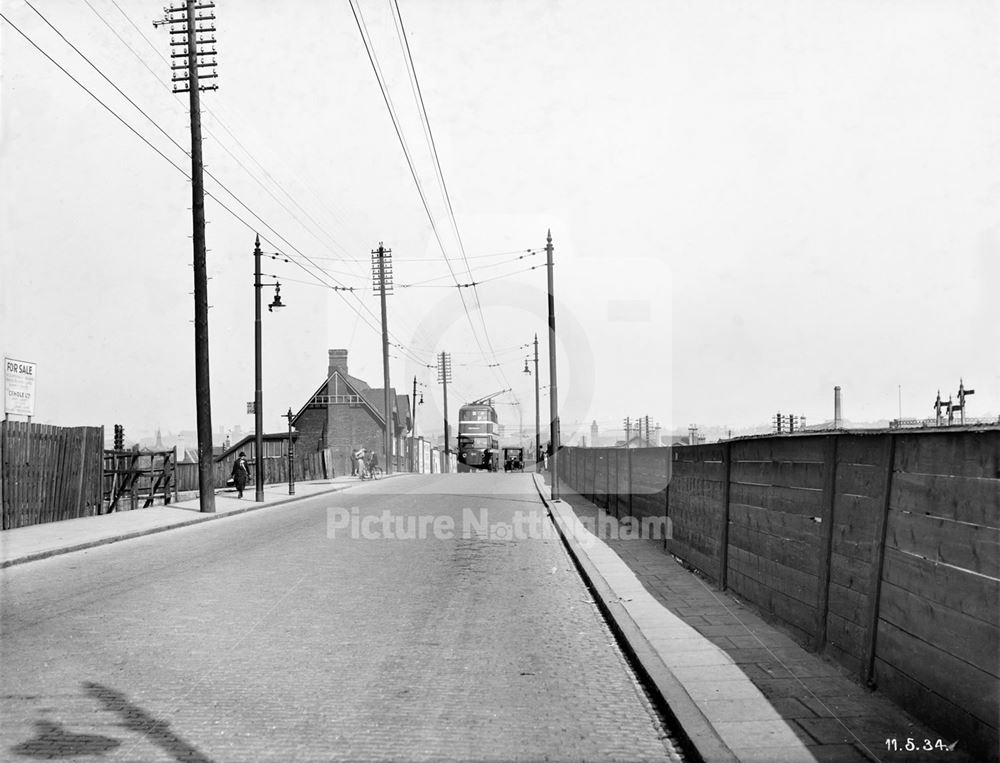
xmin=5 ymin=357 xmax=36 ymax=417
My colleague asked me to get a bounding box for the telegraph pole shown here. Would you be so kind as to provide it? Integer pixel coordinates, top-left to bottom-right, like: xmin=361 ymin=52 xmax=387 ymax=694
xmin=438 ymin=352 xmax=452 ymax=464
xmin=372 ymin=243 xmax=393 ymax=473
xmin=533 ymin=334 xmax=540 ymax=469
xmin=254 ymin=235 xmax=264 ymax=501
xmin=545 ymin=230 xmax=561 ymax=499
xmin=157 ymin=1 xmax=219 ymax=513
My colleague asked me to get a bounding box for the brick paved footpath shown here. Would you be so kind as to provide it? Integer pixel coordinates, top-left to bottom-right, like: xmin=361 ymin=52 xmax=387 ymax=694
xmin=539 ymin=478 xmax=975 ymax=763
xmin=0 ymin=473 xmax=682 ymax=762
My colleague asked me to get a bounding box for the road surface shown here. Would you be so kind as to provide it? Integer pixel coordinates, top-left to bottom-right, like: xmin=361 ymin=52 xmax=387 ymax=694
xmin=1 ymin=473 xmax=682 ymax=761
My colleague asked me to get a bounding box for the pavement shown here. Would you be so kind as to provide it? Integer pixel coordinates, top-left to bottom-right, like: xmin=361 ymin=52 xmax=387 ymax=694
xmin=1 ymin=471 xmax=967 ymax=762
xmin=533 ymin=476 xmax=973 ymax=763
xmin=0 ymin=477 xmax=364 ymax=568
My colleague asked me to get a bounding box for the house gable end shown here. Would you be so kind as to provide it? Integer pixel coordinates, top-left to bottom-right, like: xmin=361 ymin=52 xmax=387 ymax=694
xmin=292 ymin=369 xmax=385 ymax=426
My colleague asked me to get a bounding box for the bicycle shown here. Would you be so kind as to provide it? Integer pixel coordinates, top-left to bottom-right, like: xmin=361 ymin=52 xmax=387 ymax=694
xmin=368 ymin=465 xmax=382 ymax=480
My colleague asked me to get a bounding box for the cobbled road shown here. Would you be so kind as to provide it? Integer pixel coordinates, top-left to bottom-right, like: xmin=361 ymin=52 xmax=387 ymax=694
xmin=1 ymin=473 xmax=682 ymax=762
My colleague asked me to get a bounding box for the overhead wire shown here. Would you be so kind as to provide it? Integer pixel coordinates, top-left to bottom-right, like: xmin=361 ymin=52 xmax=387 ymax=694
xmin=389 ymin=0 xmax=520 ymax=404
xmin=102 ymin=0 xmax=365 ymax=261
xmin=1 ymin=7 xmax=435 ymax=368
xmin=22 ymin=2 xmax=345 ymax=295
xmin=349 ymin=0 xmax=495 ymax=373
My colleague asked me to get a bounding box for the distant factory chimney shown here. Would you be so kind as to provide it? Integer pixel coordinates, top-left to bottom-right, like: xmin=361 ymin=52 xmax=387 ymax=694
xmin=834 ymin=386 xmax=842 ymax=428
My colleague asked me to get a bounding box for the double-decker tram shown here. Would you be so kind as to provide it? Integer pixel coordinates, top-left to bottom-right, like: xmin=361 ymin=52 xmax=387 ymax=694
xmin=457 ymin=402 xmax=500 ymax=472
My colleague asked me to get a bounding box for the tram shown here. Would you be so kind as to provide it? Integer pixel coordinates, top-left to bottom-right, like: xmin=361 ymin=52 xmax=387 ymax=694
xmin=456 ymin=402 xmax=500 ymax=472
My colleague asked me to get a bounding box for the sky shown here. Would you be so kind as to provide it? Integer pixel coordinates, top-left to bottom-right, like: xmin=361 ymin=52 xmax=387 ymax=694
xmin=2 ymin=0 xmax=998 ymax=448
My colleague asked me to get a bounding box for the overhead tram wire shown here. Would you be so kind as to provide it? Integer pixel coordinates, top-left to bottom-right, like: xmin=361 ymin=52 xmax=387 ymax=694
xmin=94 ymin=0 xmax=453 ymax=364
xmin=398 ymin=251 xmax=542 ymax=287
xmin=349 ymin=0 xmax=495 ymax=367
xmin=390 ymin=0 xmax=518 ymax=402
xmin=25 ymin=0 xmax=354 ymax=295
xmin=49 ymin=3 xmax=425 ymax=359
xmin=0 ymin=11 xmax=436 ymax=367
xmin=97 ymin=0 xmax=365 ymax=263
xmin=343 ymin=1 xmax=467 ymax=341
xmin=400 ymin=264 xmax=546 ymax=289
xmin=101 ymin=0 xmax=366 ymax=254
xmin=365 ymin=1 xmax=518 ymax=402
xmin=307 ymin=247 xmax=542 ymax=263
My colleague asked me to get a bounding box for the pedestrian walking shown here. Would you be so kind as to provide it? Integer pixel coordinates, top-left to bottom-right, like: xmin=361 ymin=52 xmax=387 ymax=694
xmin=350 ymin=445 xmax=358 ymax=476
xmin=231 ymin=452 xmax=250 ymax=498
xmin=355 ymin=447 xmax=368 ymax=479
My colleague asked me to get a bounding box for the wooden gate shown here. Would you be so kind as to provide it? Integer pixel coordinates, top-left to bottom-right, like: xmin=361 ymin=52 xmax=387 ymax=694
xmin=0 ymin=420 xmax=104 ymax=529
xmin=103 ymin=449 xmax=176 ymax=512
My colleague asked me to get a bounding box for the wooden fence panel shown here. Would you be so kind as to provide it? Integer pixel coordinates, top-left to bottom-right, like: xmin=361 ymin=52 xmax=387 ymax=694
xmin=665 ymin=444 xmax=725 ymax=581
xmin=823 ymin=434 xmax=892 ymax=673
xmin=1 ymin=421 xmax=103 ymax=529
xmin=874 ymin=430 xmax=1000 ymax=761
xmin=593 ymin=449 xmax=608 ymax=509
xmin=630 ymin=447 xmax=670 ymax=520
xmin=726 ymin=436 xmax=829 ymax=646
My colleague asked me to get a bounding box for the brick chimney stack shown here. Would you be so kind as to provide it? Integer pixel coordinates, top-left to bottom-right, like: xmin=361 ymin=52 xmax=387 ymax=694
xmin=329 ymin=349 xmax=349 ymax=377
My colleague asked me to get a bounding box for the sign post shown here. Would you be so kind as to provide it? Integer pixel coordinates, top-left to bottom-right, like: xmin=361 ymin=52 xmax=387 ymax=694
xmin=4 ymin=358 xmax=36 ymax=419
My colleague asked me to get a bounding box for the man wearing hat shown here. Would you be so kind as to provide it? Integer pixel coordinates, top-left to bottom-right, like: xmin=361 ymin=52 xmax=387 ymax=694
xmin=231 ymin=452 xmax=250 ymax=498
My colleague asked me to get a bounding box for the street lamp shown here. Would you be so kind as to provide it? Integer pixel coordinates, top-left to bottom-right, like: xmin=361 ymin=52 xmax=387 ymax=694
xmin=254 ymin=234 xmax=286 ymax=502
xmin=410 ymin=377 xmax=427 ymax=472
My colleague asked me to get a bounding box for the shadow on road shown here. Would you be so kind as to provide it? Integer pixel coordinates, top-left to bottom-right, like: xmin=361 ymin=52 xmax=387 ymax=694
xmin=10 ymin=718 xmax=120 ymax=758
xmin=83 ymin=682 xmax=214 ymax=763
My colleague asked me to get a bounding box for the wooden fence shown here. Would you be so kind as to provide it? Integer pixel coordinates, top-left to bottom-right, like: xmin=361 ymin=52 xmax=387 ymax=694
xmin=174 ymin=449 xmax=332 ymax=492
xmin=561 ymin=428 xmax=1000 ymax=761
xmin=1 ymin=421 xmax=104 ymax=529
xmin=103 ymin=449 xmax=176 ymax=512
xmin=564 ymin=446 xmax=671 ymax=532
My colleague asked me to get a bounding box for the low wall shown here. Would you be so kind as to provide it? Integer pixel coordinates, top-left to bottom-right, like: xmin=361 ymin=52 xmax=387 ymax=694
xmin=561 ymin=428 xmax=1000 ymax=761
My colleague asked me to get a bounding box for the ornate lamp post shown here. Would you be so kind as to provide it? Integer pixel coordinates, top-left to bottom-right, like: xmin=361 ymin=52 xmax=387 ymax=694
xmin=254 ymin=234 xmax=286 ymax=501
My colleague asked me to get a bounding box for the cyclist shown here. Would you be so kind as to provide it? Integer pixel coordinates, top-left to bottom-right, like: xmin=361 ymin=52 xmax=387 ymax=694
xmin=367 ymin=449 xmax=380 ymax=479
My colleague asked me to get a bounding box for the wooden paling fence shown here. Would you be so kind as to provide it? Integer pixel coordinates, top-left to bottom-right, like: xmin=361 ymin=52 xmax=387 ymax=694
xmin=173 ymin=449 xmax=332 ymax=493
xmin=561 ymin=428 xmax=1000 ymax=761
xmin=0 ymin=420 xmax=104 ymax=529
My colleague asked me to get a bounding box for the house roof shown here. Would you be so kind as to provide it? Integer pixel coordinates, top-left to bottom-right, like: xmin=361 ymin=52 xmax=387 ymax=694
xmin=291 ymin=367 xmax=410 ymax=433
xmin=216 ymin=432 xmax=296 ymax=462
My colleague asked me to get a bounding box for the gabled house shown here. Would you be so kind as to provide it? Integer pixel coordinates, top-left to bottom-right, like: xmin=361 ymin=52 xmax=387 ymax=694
xmin=291 ymin=349 xmax=411 ymax=475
